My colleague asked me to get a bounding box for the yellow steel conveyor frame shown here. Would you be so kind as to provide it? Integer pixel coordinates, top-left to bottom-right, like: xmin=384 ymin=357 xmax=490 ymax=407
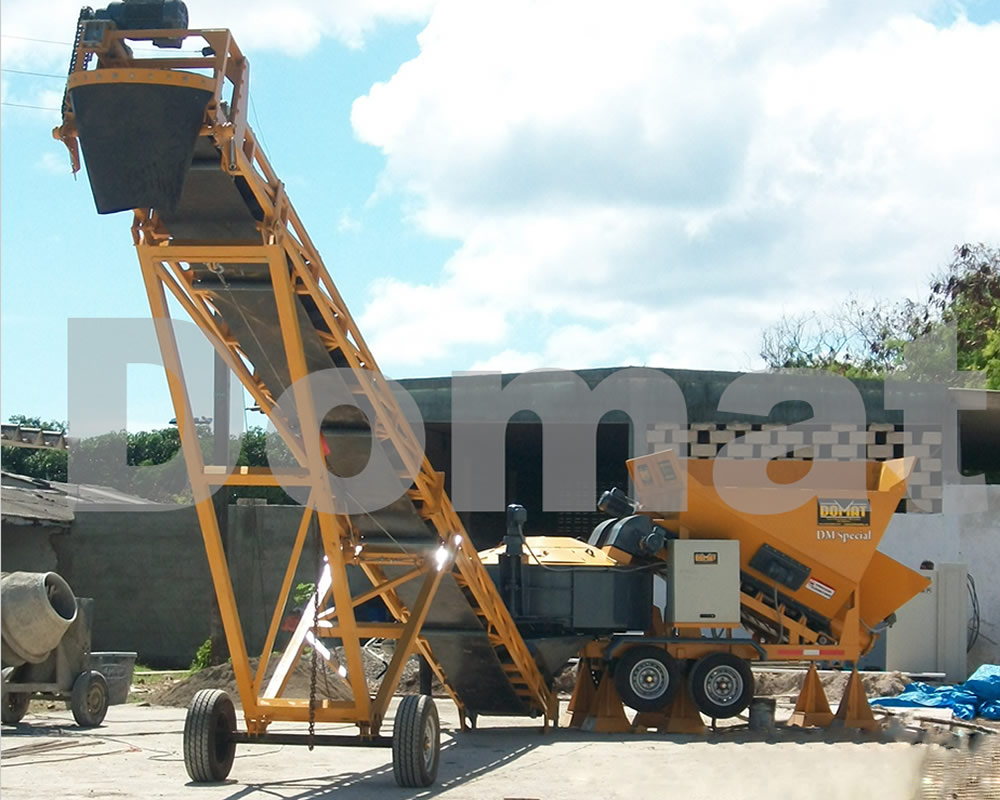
xmin=54 ymin=25 xmax=555 ymax=749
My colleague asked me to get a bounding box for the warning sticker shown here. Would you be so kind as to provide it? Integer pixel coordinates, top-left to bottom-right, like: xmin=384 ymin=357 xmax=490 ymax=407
xmin=693 ymin=551 xmax=718 ymax=565
xmin=805 ymin=577 xmax=835 ymax=601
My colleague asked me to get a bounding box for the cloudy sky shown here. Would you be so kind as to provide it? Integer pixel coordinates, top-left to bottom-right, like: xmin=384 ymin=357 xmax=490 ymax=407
xmin=1 ymin=0 xmax=998 ymax=430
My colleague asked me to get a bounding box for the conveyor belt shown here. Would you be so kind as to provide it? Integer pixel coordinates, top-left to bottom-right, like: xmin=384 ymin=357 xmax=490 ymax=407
xmin=69 ymin=77 xmax=554 ymax=717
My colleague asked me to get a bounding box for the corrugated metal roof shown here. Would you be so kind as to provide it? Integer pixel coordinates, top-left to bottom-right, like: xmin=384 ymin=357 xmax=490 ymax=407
xmin=0 ymin=484 xmax=74 ymax=525
xmin=1 ymin=470 xmax=157 ymax=524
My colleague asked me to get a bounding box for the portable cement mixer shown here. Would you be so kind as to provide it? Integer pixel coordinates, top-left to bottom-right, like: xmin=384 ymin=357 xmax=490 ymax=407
xmin=1 ymin=572 xmax=109 ymax=726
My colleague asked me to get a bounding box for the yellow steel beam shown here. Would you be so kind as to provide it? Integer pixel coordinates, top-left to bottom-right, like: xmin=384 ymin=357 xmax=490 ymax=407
xmin=203 ymin=466 xmax=314 ymax=486
xmin=269 ymin=249 xmax=372 ymax=723
xmin=350 ymin=565 xmax=428 ymax=608
xmin=253 ymin=500 xmax=314 ymax=697
xmin=371 ymin=544 xmax=454 ymax=732
xmin=138 ymin=256 xmax=257 ymax=718
xmin=153 ymin=261 xmax=305 ymax=463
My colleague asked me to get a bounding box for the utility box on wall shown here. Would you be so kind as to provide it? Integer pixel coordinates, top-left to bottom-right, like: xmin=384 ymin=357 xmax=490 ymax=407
xmin=664 ymin=539 xmax=741 ymax=626
xmin=885 ymin=563 xmax=968 ymax=683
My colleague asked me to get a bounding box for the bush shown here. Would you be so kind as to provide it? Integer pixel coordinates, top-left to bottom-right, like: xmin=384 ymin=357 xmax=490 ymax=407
xmin=189 ymin=638 xmax=212 ymax=672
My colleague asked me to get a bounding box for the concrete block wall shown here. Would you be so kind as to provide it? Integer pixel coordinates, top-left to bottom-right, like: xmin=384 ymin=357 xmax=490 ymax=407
xmin=48 ymin=504 xmax=341 ymax=668
xmin=647 ymin=422 xmax=944 ymax=512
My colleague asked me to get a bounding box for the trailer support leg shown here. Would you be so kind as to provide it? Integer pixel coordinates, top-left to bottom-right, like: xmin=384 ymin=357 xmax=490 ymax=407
xmin=788 ymin=663 xmax=834 ymax=728
xmin=833 ymin=668 xmax=879 ymax=731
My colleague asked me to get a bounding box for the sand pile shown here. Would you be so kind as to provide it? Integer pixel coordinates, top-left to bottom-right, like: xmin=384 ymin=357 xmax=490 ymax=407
xmin=753 ymin=668 xmax=910 ymax=699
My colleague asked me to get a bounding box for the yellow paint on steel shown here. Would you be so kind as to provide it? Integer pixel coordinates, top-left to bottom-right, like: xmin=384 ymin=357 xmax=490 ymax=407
xmin=478 ymin=536 xmax=617 ymax=566
xmin=357 ymin=562 xmax=467 ymax=719
xmin=627 ymin=449 xmax=930 ymax=657
xmin=268 ymin=249 xmax=373 ymax=721
xmin=138 ymin=257 xmax=258 ymax=718
xmin=67 ymin=68 xmax=215 ymax=92
xmin=58 ymin=23 xmax=556 ymax=730
xmin=371 ymin=547 xmax=453 ymax=732
xmin=203 ymin=466 xmax=314 ymax=486
xmin=153 ymin=261 xmax=305 ymax=463
xmin=253 ymin=501 xmax=314 ymax=698
xmin=349 ymin=565 xmax=428 ymax=608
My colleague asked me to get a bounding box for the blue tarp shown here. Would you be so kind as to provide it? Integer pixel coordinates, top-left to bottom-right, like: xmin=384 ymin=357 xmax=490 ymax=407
xmin=872 ymin=664 xmax=1000 ymax=720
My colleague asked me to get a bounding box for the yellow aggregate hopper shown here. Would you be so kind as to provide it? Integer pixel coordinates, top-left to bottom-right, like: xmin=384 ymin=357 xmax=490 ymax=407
xmin=628 ymin=450 xmax=931 ymax=661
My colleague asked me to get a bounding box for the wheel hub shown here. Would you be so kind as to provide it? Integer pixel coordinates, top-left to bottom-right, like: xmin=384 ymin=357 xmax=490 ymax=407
xmin=422 ymin=712 xmax=437 ymax=772
xmin=704 ymin=665 xmax=743 ymax=706
xmin=629 ymin=657 xmax=669 ymax=701
xmin=87 ymin=687 xmax=102 ymax=711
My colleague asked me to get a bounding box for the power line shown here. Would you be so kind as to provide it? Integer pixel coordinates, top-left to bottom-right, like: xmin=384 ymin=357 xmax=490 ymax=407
xmin=2 ymin=68 xmax=66 ymax=79
xmin=1 ymin=33 xmax=207 ymax=54
xmin=0 ymin=34 xmax=71 ymax=46
xmin=249 ymin=93 xmax=271 ymax=161
xmin=1 ymin=101 xmax=60 ymax=111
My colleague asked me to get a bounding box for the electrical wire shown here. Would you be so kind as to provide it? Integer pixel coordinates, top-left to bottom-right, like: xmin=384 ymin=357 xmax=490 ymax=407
xmin=249 ymin=93 xmax=271 ymax=162
xmin=1 ymin=101 xmax=60 ymax=111
xmin=1 ymin=68 xmax=66 ymax=79
xmin=1 ymin=33 xmax=212 ymax=54
xmin=967 ymin=573 xmax=981 ymax=651
xmin=343 ymin=487 xmax=408 ymax=554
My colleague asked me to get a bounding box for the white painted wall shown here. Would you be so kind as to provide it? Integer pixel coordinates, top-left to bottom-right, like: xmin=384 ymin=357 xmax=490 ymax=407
xmin=879 ymin=485 xmax=1000 ymax=671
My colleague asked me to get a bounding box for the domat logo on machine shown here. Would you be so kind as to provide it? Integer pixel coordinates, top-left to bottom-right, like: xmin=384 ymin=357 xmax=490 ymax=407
xmin=816 ymin=498 xmax=871 ymax=526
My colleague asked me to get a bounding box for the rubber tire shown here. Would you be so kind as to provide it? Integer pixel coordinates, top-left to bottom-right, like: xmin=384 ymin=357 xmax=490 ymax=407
xmin=2 ymin=690 xmax=30 ymax=724
xmin=183 ymin=689 xmax=237 ymax=783
xmin=392 ymin=695 xmax=440 ymax=788
xmin=614 ymin=646 xmax=680 ymax=712
xmin=71 ymin=670 xmax=109 ymax=727
xmin=688 ymin=653 xmax=754 ymax=719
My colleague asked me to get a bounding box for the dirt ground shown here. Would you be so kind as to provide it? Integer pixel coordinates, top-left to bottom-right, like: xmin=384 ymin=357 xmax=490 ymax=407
xmin=6 ymin=665 xmax=996 ymax=799
xmin=0 ymin=699 xmax=953 ymax=800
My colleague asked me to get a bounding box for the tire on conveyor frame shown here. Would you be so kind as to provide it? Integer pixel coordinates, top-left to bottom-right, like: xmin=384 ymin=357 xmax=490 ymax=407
xmin=392 ymin=694 xmax=440 ymax=788
xmin=183 ymin=689 xmax=237 ymax=782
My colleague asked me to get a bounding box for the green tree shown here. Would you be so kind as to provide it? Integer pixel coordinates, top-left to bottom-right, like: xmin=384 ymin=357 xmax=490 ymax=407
xmin=3 ymin=416 xmax=303 ymax=505
xmin=759 ymin=296 xmax=920 ymax=378
xmin=926 ymin=243 xmax=1000 ymax=389
xmin=228 ymin=426 xmax=298 ymax=505
xmin=760 ymin=243 xmax=999 ymax=388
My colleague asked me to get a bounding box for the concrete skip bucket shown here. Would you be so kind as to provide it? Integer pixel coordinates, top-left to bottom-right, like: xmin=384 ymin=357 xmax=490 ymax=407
xmin=627 ymin=450 xmax=931 ymax=659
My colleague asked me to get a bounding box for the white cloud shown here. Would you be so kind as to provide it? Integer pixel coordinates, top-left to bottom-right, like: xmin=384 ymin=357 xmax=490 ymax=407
xmin=352 ymin=0 xmax=1000 ymax=375
xmin=337 ymin=210 xmax=362 ymax=233
xmin=0 ymin=0 xmax=435 ymax=72
xmin=37 ymin=150 xmax=70 ymax=174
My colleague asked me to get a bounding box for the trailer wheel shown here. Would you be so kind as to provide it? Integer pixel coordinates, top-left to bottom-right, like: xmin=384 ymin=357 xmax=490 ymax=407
xmin=71 ymin=670 xmax=109 ymax=727
xmin=689 ymin=653 xmax=753 ymax=719
xmin=392 ymin=694 xmax=440 ymax=787
xmin=183 ymin=689 xmax=236 ymax=783
xmin=614 ymin=646 xmax=680 ymax=712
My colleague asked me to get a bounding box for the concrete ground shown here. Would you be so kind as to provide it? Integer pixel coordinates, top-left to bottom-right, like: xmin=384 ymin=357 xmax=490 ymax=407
xmin=1 ymin=699 xmax=930 ymax=800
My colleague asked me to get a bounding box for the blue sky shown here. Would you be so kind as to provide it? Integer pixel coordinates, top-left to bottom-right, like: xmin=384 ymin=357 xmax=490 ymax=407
xmin=1 ymin=8 xmax=450 ymax=429
xmin=2 ymin=0 xmax=999 ymax=434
